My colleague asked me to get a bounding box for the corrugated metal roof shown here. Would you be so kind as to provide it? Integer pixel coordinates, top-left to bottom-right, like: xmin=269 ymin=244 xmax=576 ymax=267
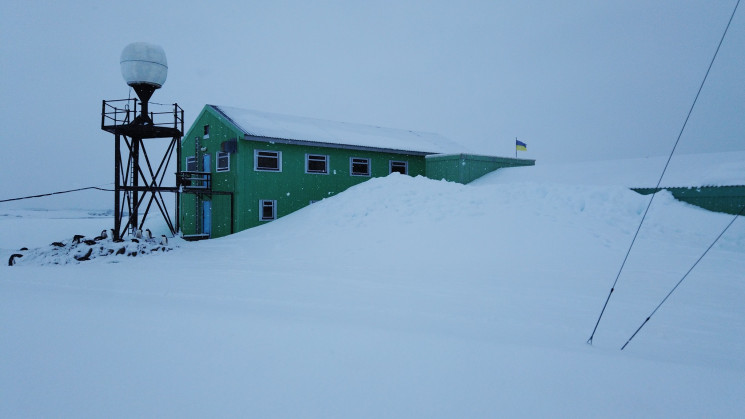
xmin=211 ymin=105 xmax=466 ymax=155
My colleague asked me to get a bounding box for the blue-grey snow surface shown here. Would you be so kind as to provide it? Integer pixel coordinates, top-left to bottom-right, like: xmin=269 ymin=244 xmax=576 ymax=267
xmin=1 ymin=157 xmax=744 ymax=418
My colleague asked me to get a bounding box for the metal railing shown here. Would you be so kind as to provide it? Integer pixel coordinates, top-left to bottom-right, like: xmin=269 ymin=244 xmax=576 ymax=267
xmin=178 ymin=171 xmax=212 ymax=191
xmin=102 ymin=98 xmax=184 ymax=133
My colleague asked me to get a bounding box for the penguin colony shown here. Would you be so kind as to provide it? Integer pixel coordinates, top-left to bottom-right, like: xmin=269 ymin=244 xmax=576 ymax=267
xmin=8 ymin=229 xmax=176 ymax=266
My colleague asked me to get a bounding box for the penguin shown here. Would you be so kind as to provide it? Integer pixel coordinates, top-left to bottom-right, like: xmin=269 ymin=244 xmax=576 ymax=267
xmin=8 ymin=253 xmax=23 ymax=266
xmin=72 ymin=234 xmax=85 ymax=245
xmin=131 ymin=238 xmax=139 ymax=243
xmin=115 ymin=247 xmax=126 ymax=255
xmin=20 ymin=247 xmax=28 ymax=251
xmin=160 ymin=235 xmax=168 ymax=246
xmin=144 ymin=229 xmax=153 ymax=240
xmin=51 ymin=242 xmax=65 ymax=247
xmin=83 ymin=239 xmax=97 ymax=246
xmin=94 ymin=229 xmax=108 ymax=241
xmin=74 ymin=248 xmax=93 ymax=262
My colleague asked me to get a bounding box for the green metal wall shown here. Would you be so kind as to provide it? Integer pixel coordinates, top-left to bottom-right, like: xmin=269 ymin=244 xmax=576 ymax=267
xmin=425 ymin=154 xmax=536 ymax=184
xmin=179 ymin=106 xmax=243 ymax=238
xmin=632 ymin=185 xmax=745 ymax=216
xmin=231 ymin=141 xmax=425 ymax=234
xmin=180 ymin=193 xmax=198 ymax=235
xmin=180 ymin=106 xmax=427 ymax=239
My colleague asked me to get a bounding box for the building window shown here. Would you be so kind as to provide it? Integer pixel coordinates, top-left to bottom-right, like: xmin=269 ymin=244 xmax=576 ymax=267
xmin=203 ymin=125 xmax=210 ymax=139
xmin=186 ymin=156 xmax=197 ymax=171
xmin=350 ymin=157 xmax=371 ymax=176
xmin=306 ymin=154 xmax=328 ymax=174
xmin=216 ymin=151 xmax=230 ymax=172
xmin=259 ymin=200 xmax=277 ymax=221
xmin=255 ymin=150 xmax=281 ymax=172
xmin=390 ymin=160 xmax=408 ymax=175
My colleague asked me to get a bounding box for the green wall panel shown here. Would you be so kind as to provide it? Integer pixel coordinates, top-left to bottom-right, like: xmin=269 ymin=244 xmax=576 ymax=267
xmin=425 ymin=154 xmax=535 ymax=184
xmin=632 ymin=186 xmax=745 ymax=216
xmin=179 ymin=193 xmax=198 ymax=236
xmin=232 ymin=140 xmax=426 ymax=234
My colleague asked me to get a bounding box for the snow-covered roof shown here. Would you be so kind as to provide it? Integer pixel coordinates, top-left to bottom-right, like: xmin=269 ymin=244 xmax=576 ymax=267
xmin=211 ymin=105 xmax=465 ymax=155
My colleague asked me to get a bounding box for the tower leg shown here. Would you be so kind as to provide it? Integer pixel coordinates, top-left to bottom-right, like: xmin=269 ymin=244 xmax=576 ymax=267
xmin=114 ymin=133 xmax=122 ymax=240
xmin=131 ymin=137 xmax=140 ymax=234
xmin=175 ymin=135 xmax=181 ymax=234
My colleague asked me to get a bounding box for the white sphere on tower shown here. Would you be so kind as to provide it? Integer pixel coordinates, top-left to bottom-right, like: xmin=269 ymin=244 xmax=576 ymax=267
xmin=120 ymin=42 xmax=168 ymax=88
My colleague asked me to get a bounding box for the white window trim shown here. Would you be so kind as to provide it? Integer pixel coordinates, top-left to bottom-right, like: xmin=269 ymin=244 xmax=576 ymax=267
xmin=186 ymin=156 xmax=197 ymax=171
xmin=350 ymin=157 xmax=371 ymax=177
xmin=254 ymin=149 xmax=282 ymax=172
xmin=259 ymin=200 xmax=277 ymax=221
xmin=216 ymin=151 xmax=230 ymax=172
xmin=305 ymin=153 xmax=329 ymax=174
xmin=390 ymin=160 xmax=408 ymax=175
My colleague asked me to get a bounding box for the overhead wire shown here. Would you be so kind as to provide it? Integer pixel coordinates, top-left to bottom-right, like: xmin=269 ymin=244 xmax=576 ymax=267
xmin=0 ymin=184 xmax=115 ymax=203
xmin=587 ymin=0 xmax=742 ymax=345
xmin=621 ymin=203 xmax=745 ymax=350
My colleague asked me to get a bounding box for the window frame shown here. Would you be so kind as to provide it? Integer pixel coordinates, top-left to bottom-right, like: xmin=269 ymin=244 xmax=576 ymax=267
xmin=185 ymin=156 xmax=197 ymax=172
xmin=305 ymin=153 xmax=329 ymax=174
xmin=203 ymin=124 xmax=210 ymax=139
xmin=350 ymin=157 xmax=371 ymax=177
xmin=216 ymin=151 xmax=230 ymax=172
xmin=259 ymin=200 xmax=277 ymax=221
xmin=389 ymin=160 xmax=408 ymax=175
xmin=254 ymin=150 xmax=282 ymax=172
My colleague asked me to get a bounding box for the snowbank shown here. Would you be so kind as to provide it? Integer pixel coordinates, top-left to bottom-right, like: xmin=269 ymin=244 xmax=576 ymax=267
xmin=477 ymin=151 xmax=745 ymax=187
xmin=1 ymin=169 xmax=744 ymax=418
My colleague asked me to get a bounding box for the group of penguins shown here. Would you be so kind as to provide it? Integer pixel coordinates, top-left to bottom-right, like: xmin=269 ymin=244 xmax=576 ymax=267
xmin=8 ymin=229 xmax=171 ymax=266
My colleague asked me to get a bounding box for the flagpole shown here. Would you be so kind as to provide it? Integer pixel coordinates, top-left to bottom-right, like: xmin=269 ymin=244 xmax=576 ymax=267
xmin=515 ymin=137 xmax=518 ymax=158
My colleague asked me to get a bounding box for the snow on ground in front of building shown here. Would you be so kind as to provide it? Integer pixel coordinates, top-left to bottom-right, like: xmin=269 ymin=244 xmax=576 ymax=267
xmin=1 ymin=156 xmax=744 ymax=418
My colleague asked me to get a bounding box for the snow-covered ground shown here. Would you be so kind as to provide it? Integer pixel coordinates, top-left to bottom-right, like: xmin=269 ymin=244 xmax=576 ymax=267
xmin=1 ymin=155 xmax=744 ymax=418
xmin=484 ymin=150 xmax=745 ymax=187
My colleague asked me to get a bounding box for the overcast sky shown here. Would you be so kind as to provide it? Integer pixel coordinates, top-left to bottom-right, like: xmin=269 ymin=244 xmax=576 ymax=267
xmin=1 ymin=0 xmax=743 ymax=208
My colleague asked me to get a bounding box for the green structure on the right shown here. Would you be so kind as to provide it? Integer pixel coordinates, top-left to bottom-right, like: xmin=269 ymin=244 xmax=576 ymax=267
xmin=632 ymin=185 xmax=745 ymax=216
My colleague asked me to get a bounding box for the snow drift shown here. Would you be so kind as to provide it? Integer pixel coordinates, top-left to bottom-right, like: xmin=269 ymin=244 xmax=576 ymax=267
xmin=1 ymin=161 xmax=744 ymax=418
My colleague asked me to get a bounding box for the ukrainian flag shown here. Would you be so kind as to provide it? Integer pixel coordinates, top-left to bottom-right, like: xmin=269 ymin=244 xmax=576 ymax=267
xmin=516 ymin=140 xmax=527 ymax=151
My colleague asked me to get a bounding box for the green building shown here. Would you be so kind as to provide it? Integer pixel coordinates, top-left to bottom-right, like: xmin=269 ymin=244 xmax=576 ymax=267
xmin=178 ymin=105 xmax=534 ymax=239
xmin=631 ymin=185 xmax=745 ymax=216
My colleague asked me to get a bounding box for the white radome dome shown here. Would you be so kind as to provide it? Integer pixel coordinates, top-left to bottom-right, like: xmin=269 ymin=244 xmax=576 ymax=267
xmin=120 ymin=42 xmax=168 ymax=88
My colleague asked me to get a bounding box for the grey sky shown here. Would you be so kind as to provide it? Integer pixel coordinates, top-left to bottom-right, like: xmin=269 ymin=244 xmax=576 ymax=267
xmin=1 ymin=0 xmax=742 ymax=208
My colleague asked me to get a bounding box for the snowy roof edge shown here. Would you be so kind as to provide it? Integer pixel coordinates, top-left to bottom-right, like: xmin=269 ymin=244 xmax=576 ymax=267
xmin=240 ymin=134 xmax=432 ymax=156
xmin=209 ymin=105 xmax=466 ymax=155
